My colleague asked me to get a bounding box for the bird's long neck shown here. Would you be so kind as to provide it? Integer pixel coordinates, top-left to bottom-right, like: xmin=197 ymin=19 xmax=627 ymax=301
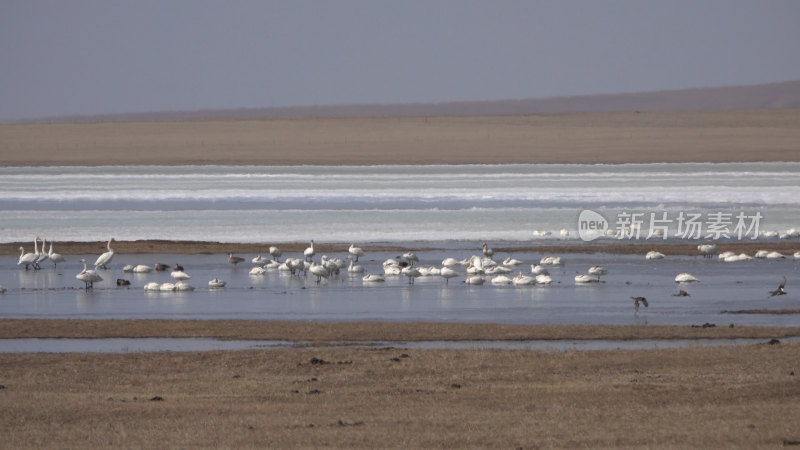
xmin=107 ymin=239 xmax=113 ymax=251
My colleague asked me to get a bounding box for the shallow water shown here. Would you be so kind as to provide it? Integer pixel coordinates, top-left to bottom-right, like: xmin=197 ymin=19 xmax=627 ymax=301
xmin=2 ymin=336 xmax=797 ymax=354
xmin=1 ymin=250 xmax=798 ymax=326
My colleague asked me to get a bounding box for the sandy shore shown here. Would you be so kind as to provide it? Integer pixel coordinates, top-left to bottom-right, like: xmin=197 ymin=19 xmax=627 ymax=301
xmin=2 ymin=238 xmax=798 ymax=256
xmin=2 ymin=319 xmax=800 ymax=341
xmin=1 ymin=321 xmax=798 ymax=448
xmin=2 ymin=109 xmax=799 ymax=166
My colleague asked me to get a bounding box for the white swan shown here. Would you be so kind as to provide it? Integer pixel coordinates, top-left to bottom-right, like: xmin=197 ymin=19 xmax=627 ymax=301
xmin=418 ymin=266 xmax=440 ymax=276
xmin=208 ymin=278 xmax=226 ymax=288
xmin=348 ymin=244 xmax=365 ymax=262
xmin=249 ymin=266 xmax=266 ymax=276
xmin=263 ymin=260 xmax=281 ymax=270
xmin=465 ymin=275 xmax=485 ymax=285
xmin=171 ymin=270 xmax=191 ymax=280
xmin=94 ymin=237 xmax=115 ymax=269
xmin=754 ymin=250 xmax=769 ymax=259
xmin=251 ymin=255 xmax=267 ymax=267
xmin=133 ymin=264 xmax=153 ymax=273
xmin=159 ymin=282 xmax=176 ymax=292
xmin=503 ymin=257 xmax=523 ymax=266
xmin=17 ymin=238 xmax=38 ymax=270
xmin=383 ymin=265 xmax=402 ymax=276
xmin=491 ymin=275 xmax=513 ymax=285
xmin=675 ymin=273 xmax=699 ymax=283
xmin=439 ymin=267 xmax=460 ymax=284
xmin=402 ymin=266 xmax=421 ymax=285
xmin=304 ymin=240 xmax=316 ymax=261
xmin=269 ymin=246 xmax=282 ymax=261
xmin=347 ymin=256 xmax=365 ymax=273
xmin=513 ymin=272 xmax=536 ymax=286
xmin=403 ymin=251 xmax=419 ymax=266
xmin=485 ymin=265 xmax=511 ymax=275
xmin=482 ymin=242 xmax=494 ymax=258
xmin=441 ymin=257 xmax=462 ymax=267
xmin=76 ymin=258 xmax=103 ymax=290
xmin=724 ymin=253 xmax=752 ymax=262
xmin=174 ymin=280 xmax=195 ymax=291
xmin=794 ymin=251 xmax=800 ymax=260
xmin=362 ymin=273 xmax=385 ymax=283
xmin=588 ymin=266 xmax=607 ymax=277
xmin=697 ymin=244 xmax=717 ymax=258
xmin=34 ymin=237 xmax=49 ymax=267
xmin=530 ymin=264 xmax=549 ymax=276
xmin=535 ymin=274 xmax=552 ymax=285
xmin=717 ymin=251 xmax=736 ymax=260
xmin=532 ymin=230 xmax=551 ymax=237
xmin=539 ymin=256 xmax=562 ymax=266
xmin=309 ymin=261 xmax=329 ymax=283
xmin=766 ymin=251 xmax=786 ymax=260
xmin=645 ymin=251 xmax=665 ymax=260
xmin=143 ymin=282 xmax=161 ymax=291
xmin=574 ymin=274 xmax=600 ymax=284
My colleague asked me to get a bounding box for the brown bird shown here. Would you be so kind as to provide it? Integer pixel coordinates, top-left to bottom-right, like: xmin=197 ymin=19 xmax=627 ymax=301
xmin=632 ymin=296 xmax=648 ymax=312
xmin=154 ymin=263 xmax=169 ymax=271
xmin=672 ymin=289 xmax=690 ymax=297
xmin=769 ymin=277 xmax=787 ymax=297
xmin=228 ymin=253 xmax=245 ymax=265
xmin=173 ymin=263 xmax=184 ymax=272
xmin=116 ymin=278 xmax=131 ymax=286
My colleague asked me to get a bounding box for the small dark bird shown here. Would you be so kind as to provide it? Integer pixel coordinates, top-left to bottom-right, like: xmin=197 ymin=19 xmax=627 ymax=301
xmin=228 ymin=253 xmax=245 ymax=265
xmin=116 ymin=278 xmax=131 ymax=286
xmin=672 ymin=289 xmax=690 ymax=297
xmin=154 ymin=263 xmax=169 ymax=271
xmin=173 ymin=263 xmax=184 ymax=271
xmin=769 ymin=277 xmax=787 ymax=297
xmin=632 ymin=296 xmax=648 ymax=312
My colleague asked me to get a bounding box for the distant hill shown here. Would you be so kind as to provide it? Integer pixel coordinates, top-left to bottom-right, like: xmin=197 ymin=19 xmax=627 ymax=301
xmin=18 ymin=79 xmax=800 ymax=123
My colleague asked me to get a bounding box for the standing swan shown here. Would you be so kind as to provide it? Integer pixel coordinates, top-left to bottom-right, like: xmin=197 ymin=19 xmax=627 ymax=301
xmin=76 ymin=258 xmax=103 ymax=290
xmin=304 ymin=240 xmax=316 ymax=262
xmin=35 ymin=237 xmax=49 ymax=268
xmin=17 ymin=238 xmax=39 ymax=270
xmin=482 ymin=242 xmax=494 ymax=259
xmin=269 ymin=246 xmax=282 ymax=262
xmin=348 ymin=244 xmax=365 ymax=262
xmin=48 ymin=241 xmax=66 ymax=268
xmin=94 ymin=238 xmax=115 ymax=269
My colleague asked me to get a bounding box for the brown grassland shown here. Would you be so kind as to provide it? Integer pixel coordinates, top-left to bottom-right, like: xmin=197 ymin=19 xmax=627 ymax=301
xmin=1 ymin=109 xmax=799 ymax=166
xmin=1 ymin=321 xmax=799 ymax=448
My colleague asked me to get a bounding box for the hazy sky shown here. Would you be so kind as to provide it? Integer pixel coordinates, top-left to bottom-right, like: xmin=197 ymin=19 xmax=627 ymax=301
xmin=2 ymin=0 xmax=799 ymax=121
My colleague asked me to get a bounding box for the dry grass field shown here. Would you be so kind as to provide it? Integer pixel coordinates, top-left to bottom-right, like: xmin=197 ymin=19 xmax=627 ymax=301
xmin=1 ymin=341 xmax=798 ymax=448
xmin=1 ymin=321 xmax=799 ymax=448
xmin=1 ymin=109 xmax=799 ymax=166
